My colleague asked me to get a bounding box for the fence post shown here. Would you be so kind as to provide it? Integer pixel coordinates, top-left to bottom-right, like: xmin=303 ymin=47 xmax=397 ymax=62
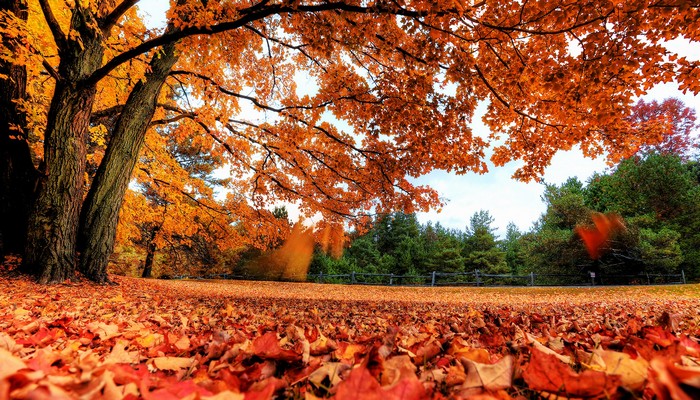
xmin=590 ymin=272 xmax=596 ymax=286
xmin=682 ymin=270 xmax=686 ymax=284
xmin=389 ymin=274 xmax=394 ymax=286
xmin=530 ymin=272 xmax=534 ymax=286
xmin=351 ymin=271 xmax=356 ymax=284
xmin=431 ymin=271 xmax=436 ymax=287
xmin=646 ymin=273 xmax=650 ymax=285
xmin=475 ymin=270 xmax=481 ymax=287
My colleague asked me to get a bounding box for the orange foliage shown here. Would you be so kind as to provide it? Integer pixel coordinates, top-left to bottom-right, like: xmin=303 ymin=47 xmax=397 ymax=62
xmin=318 ymin=223 xmax=346 ymax=260
xmin=575 ymin=212 xmax=626 ymax=259
xmin=245 ymin=223 xmax=315 ymax=281
xmin=4 ymin=1 xmax=700 ymax=278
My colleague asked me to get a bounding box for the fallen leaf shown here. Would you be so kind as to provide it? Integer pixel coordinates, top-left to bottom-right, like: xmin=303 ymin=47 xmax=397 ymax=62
xmin=253 ymin=332 xmax=301 ymax=362
xmin=150 ymin=356 xmax=196 ymax=371
xmin=594 ymin=348 xmax=649 ymax=390
xmin=0 ymin=348 xmax=26 ymax=379
xmin=523 ymin=347 xmax=621 ymax=397
xmin=104 ymin=339 xmax=141 ymax=365
xmin=308 ymin=362 xmax=350 ymax=388
xmin=461 ymin=355 xmax=513 ymax=391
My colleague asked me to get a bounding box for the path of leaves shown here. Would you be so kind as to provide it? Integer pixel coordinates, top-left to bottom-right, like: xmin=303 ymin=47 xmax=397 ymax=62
xmin=1 ymin=274 xmax=700 ymax=399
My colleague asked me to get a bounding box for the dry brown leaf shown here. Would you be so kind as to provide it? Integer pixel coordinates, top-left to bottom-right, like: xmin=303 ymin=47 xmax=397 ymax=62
xmin=461 ymin=355 xmax=513 ymax=391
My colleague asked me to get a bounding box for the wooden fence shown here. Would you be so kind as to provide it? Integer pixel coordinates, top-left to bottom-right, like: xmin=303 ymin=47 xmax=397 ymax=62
xmin=172 ymin=269 xmax=686 ymax=287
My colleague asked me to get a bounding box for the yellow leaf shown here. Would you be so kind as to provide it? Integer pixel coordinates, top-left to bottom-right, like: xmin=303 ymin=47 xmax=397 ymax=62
xmin=174 ymin=335 xmax=191 ymax=351
xmin=136 ymin=333 xmax=162 ymax=348
xmin=0 ymin=348 xmax=26 ymax=379
xmin=460 ymin=355 xmax=514 ymax=391
xmin=151 ymin=356 xmax=196 ymax=371
xmin=594 ymin=348 xmax=648 ymax=391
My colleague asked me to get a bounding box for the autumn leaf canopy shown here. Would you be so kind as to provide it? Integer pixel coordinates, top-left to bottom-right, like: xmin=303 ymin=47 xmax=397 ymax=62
xmin=1 ymin=0 xmax=699 ymax=281
xmin=6 ymin=1 xmax=698 ymax=214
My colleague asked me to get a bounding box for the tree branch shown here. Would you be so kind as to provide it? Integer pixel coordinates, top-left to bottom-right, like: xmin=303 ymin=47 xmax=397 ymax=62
xmin=37 ymin=0 xmax=67 ymax=51
xmin=85 ymin=1 xmax=440 ymax=86
xmin=99 ymin=0 xmax=139 ymax=33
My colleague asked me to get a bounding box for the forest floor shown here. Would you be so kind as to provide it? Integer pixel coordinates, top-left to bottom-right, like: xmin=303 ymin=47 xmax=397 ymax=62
xmin=1 ymin=273 xmax=699 ymax=399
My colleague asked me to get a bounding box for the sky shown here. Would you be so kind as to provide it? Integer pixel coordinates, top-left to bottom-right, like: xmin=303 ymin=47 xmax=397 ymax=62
xmin=136 ymin=1 xmax=699 ymax=237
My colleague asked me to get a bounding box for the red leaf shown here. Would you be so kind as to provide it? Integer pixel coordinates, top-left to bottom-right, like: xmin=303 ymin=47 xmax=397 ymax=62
xmin=253 ymin=332 xmax=301 ymax=362
xmin=523 ymin=347 xmax=621 ymax=397
xmin=335 ymin=364 xmax=425 ymax=400
xmin=644 ymin=326 xmax=676 ymax=348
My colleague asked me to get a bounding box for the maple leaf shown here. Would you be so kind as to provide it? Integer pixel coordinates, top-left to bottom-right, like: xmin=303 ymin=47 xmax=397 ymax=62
xmin=575 ymin=212 xmax=626 ymax=259
xmin=252 ymin=331 xmax=302 ymax=362
xmin=308 ymin=362 xmax=351 ymax=389
xmin=523 ymin=347 xmax=622 ymax=397
xmin=593 ymin=348 xmax=649 ymax=391
xmin=335 ymin=363 xmax=425 ymax=400
xmin=0 ymin=348 xmax=26 ymax=379
xmin=150 ymin=356 xmax=196 ymax=371
xmin=104 ymin=339 xmax=141 ymax=365
xmin=460 ymin=355 xmax=513 ymax=391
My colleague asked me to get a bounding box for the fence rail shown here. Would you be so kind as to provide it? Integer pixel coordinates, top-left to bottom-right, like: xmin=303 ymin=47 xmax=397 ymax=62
xmin=170 ymin=270 xmax=687 ymax=287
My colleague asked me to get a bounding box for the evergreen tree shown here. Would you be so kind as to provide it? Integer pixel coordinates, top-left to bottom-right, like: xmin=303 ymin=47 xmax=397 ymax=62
xmin=463 ymin=211 xmax=508 ymax=274
xmin=500 ymin=222 xmax=525 ymax=275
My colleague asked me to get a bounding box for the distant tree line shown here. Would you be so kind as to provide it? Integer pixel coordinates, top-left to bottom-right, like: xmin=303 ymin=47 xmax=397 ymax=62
xmin=310 ymin=152 xmax=700 ymax=282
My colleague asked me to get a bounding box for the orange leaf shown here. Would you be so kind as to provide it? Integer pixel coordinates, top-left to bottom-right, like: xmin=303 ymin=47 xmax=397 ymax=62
xmin=335 ymin=364 xmax=425 ymax=400
xmin=523 ymin=347 xmax=621 ymax=397
xmin=252 ymin=332 xmax=301 ymax=362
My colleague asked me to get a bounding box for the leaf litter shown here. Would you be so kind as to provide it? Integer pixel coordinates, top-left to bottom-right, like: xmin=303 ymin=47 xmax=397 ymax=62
xmin=0 ymin=274 xmax=699 ymax=399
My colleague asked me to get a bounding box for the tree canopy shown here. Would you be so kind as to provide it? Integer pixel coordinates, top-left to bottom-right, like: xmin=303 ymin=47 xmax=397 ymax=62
xmin=1 ymin=0 xmax=699 ymax=283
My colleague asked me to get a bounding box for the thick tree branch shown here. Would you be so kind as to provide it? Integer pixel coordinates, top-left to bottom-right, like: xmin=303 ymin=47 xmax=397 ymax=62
xmin=85 ymin=1 xmax=448 ymax=86
xmin=99 ymin=0 xmax=139 ymax=33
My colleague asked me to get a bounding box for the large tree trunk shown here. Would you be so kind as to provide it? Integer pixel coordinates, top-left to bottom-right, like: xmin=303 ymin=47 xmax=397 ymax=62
xmin=22 ymin=6 xmax=104 ymax=283
xmin=23 ymin=82 xmax=97 ymax=283
xmin=78 ymin=40 xmax=180 ymax=282
xmin=0 ymin=0 xmax=38 ymax=258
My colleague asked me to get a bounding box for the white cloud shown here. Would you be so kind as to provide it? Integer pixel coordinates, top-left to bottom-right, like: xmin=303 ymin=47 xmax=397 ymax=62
xmin=414 ymin=149 xmax=608 ymax=238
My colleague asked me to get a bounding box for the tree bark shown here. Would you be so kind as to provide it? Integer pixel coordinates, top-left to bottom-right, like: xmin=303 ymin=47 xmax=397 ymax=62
xmin=22 ymin=6 xmax=104 ymax=283
xmin=78 ymin=40 xmax=180 ymax=282
xmin=141 ymin=226 xmax=159 ymax=278
xmin=0 ymin=0 xmax=38 ymax=258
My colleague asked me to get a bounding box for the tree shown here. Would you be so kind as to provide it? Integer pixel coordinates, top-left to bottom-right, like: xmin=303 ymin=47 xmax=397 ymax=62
xmin=426 ymin=224 xmax=464 ymax=274
xmin=629 ymin=98 xmax=699 ymax=159
xmin=584 ymin=153 xmax=700 ymax=277
xmin=523 ymin=180 xmax=592 ymax=275
xmin=586 ymin=154 xmax=696 ymax=222
xmin=0 ymin=0 xmax=38 ymax=257
xmin=3 ymin=1 xmax=699 ymax=283
xmin=463 ymin=211 xmax=507 ymax=274
xmin=500 ymin=222 xmax=524 ymax=275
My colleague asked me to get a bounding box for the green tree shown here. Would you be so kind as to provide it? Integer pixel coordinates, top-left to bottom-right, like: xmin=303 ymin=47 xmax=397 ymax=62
xmin=585 ymin=153 xmax=700 ymax=277
xmin=426 ymin=224 xmax=464 ymax=274
xmin=522 ymin=180 xmax=591 ymax=276
xmin=638 ymin=227 xmax=683 ymax=274
xmin=463 ymin=211 xmax=508 ymax=274
xmin=500 ymin=222 xmax=525 ymax=275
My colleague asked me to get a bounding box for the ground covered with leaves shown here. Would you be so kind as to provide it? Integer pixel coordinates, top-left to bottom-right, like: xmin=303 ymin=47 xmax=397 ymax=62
xmin=1 ymin=274 xmax=699 ymax=399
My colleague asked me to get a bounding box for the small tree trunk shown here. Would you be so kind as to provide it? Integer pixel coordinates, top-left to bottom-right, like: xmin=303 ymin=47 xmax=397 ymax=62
xmin=142 ymin=230 xmax=158 ymax=278
xmin=0 ymin=0 xmax=37 ymax=258
xmin=78 ymin=40 xmax=179 ymax=282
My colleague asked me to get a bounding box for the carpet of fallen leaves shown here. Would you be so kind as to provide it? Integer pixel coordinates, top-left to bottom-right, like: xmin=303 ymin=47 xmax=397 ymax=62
xmin=1 ymin=273 xmax=700 ymax=400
